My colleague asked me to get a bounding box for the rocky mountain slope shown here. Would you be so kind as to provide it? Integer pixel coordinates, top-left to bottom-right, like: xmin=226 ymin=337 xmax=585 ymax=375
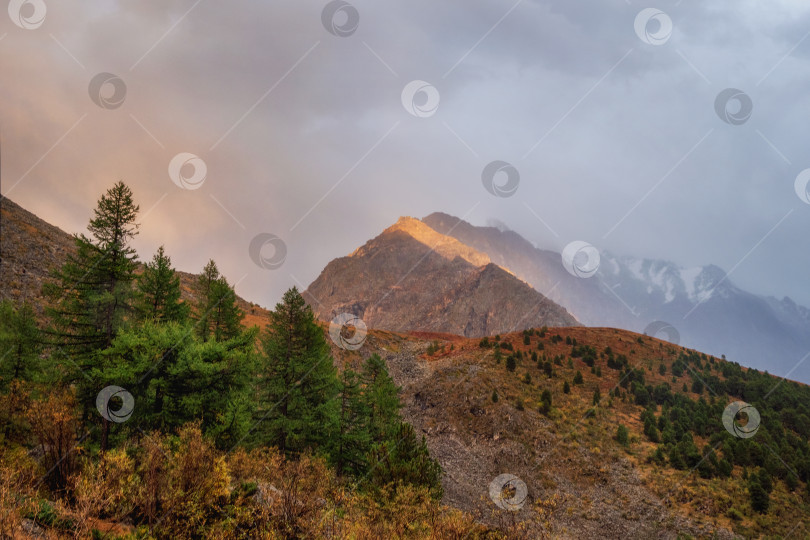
xmin=0 ymin=196 xmax=269 ymax=326
xmin=333 ymin=325 xmax=810 ymax=539
xmin=422 ymin=212 xmax=810 ymax=383
xmin=303 ymin=217 xmax=578 ymax=337
xmin=0 ymin=197 xmax=76 ymax=314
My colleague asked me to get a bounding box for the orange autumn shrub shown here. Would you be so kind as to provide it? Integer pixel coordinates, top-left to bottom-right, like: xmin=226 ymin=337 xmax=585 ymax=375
xmin=150 ymin=423 xmax=231 ymax=538
xmin=0 ymin=421 xmax=496 ymax=539
xmin=25 ymin=387 xmax=81 ymax=494
xmin=74 ymin=447 xmax=139 ymax=521
xmin=0 ymin=448 xmax=38 ymax=538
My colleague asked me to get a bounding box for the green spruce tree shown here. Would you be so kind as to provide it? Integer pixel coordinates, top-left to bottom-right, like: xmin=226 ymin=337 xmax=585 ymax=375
xmin=99 ymin=321 xmax=257 ymax=449
xmin=361 ymin=354 xmax=402 ymax=444
xmin=0 ymin=301 xmax=42 ymax=389
xmin=193 ymin=259 xmax=219 ymax=342
xmin=135 ymin=246 xmax=188 ymax=323
xmin=192 ymin=260 xmax=244 ymax=342
xmin=368 ymin=422 xmax=444 ymax=500
xmin=207 ymin=277 xmax=243 ymax=342
xmin=42 ymin=182 xmax=139 ymax=448
xmin=616 ymin=424 xmax=629 ymax=446
xmin=254 ymin=287 xmax=339 ymax=455
xmin=749 ymin=479 xmax=770 ymax=513
xmin=333 ymin=367 xmax=371 ymax=477
xmin=540 ymin=389 xmax=552 ymax=415
xmin=44 ymin=181 xmax=139 ymax=357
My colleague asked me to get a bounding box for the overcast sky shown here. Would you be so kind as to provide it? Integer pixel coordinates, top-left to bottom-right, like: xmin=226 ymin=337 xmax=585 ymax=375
xmin=2 ymin=0 xmax=810 ymax=310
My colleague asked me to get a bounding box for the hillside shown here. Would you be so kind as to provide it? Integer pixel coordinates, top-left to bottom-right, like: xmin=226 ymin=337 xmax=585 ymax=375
xmin=304 ymin=217 xmax=578 ymax=337
xmin=345 ymin=326 xmax=810 ymax=538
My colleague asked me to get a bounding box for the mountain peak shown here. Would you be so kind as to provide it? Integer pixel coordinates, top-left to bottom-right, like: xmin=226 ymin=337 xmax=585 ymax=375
xmin=421 ymin=211 xmax=463 ymax=225
xmin=693 ymin=264 xmax=732 ymax=298
xmin=370 ymin=215 xmax=491 ymax=267
xmin=305 ymin=215 xmax=577 ymax=336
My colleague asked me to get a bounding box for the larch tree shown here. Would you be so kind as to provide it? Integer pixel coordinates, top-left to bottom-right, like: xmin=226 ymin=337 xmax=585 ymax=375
xmin=135 ymin=245 xmax=188 ymax=324
xmin=0 ymin=300 xmax=43 ymax=390
xmin=44 ymin=181 xmax=139 ymax=359
xmin=193 ymin=260 xmax=243 ymax=342
xmin=368 ymin=422 xmax=444 ymax=500
xmin=43 ymin=181 xmax=139 ymax=447
xmin=207 ymin=277 xmax=243 ymax=342
xmin=333 ymin=367 xmax=371 ymax=477
xmin=193 ymin=259 xmax=219 ymax=342
xmin=352 ymin=353 xmax=443 ymax=498
xmin=360 ymin=353 xmax=402 ymax=444
xmin=255 ymin=287 xmax=339 ymax=455
xmin=98 ymin=321 xmax=258 ymax=449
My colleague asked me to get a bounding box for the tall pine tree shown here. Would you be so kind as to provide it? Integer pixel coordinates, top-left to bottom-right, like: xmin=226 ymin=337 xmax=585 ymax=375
xmin=368 ymin=422 xmax=444 ymax=500
xmin=0 ymin=300 xmax=42 ymax=390
xmin=361 ymin=354 xmax=402 ymax=444
xmin=44 ymin=181 xmax=139 ymax=357
xmin=193 ymin=260 xmax=242 ymax=342
xmin=135 ymin=245 xmax=188 ymax=323
xmin=43 ymin=182 xmax=139 ymax=445
xmin=254 ymin=287 xmax=339 ymax=455
xmin=333 ymin=367 xmax=371 ymax=477
xmin=193 ymin=260 xmax=219 ymax=342
xmin=359 ymin=354 xmax=443 ymax=498
xmin=208 ymin=277 xmax=243 ymax=342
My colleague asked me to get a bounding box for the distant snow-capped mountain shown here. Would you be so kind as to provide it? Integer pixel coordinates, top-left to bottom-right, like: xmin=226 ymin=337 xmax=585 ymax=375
xmin=422 ymin=212 xmax=810 ymax=383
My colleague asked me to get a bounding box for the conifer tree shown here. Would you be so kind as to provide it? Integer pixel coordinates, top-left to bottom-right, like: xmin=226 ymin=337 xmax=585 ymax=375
xmin=208 ymin=277 xmax=243 ymax=342
xmin=616 ymin=424 xmax=629 ymax=446
xmin=505 ymin=355 xmax=516 ymax=372
xmin=43 ymin=182 xmax=139 ymax=446
xmin=99 ymin=321 xmax=257 ymax=448
xmin=0 ymin=300 xmax=42 ymax=389
xmin=540 ymin=389 xmax=552 ymax=415
xmin=44 ymin=181 xmax=139 ymax=358
xmin=255 ymin=287 xmax=339 ymax=454
xmin=193 ymin=260 xmax=220 ymax=342
xmin=333 ymin=368 xmax=371 ymax=476
xmin=361 ymin=354 xmax=401 ymax=444
xmin=350 ymin=354 xmax=444 ymax=496
xmin=193 ymin=260 xmax=243 ymax=342
xmin=135 ymin=246 xmax=188 ymax=323
xmin=368 ymin=422 xmax=444 ymax=500
xmin=749 ymin=479 xmax=769 ymax=513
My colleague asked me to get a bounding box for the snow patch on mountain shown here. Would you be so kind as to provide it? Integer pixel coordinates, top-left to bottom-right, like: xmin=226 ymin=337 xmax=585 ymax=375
xmin=680 ymin=267 xmax=702 ymax=302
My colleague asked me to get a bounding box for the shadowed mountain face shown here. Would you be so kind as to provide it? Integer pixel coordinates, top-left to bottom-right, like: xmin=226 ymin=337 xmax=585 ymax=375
xmin=421 ymin=212 xmax=810 ymax=383
xmin=303 ymin=217 xmax=578 ymax=336
xmin=422 ymin=212 xmax=635 ymax=328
